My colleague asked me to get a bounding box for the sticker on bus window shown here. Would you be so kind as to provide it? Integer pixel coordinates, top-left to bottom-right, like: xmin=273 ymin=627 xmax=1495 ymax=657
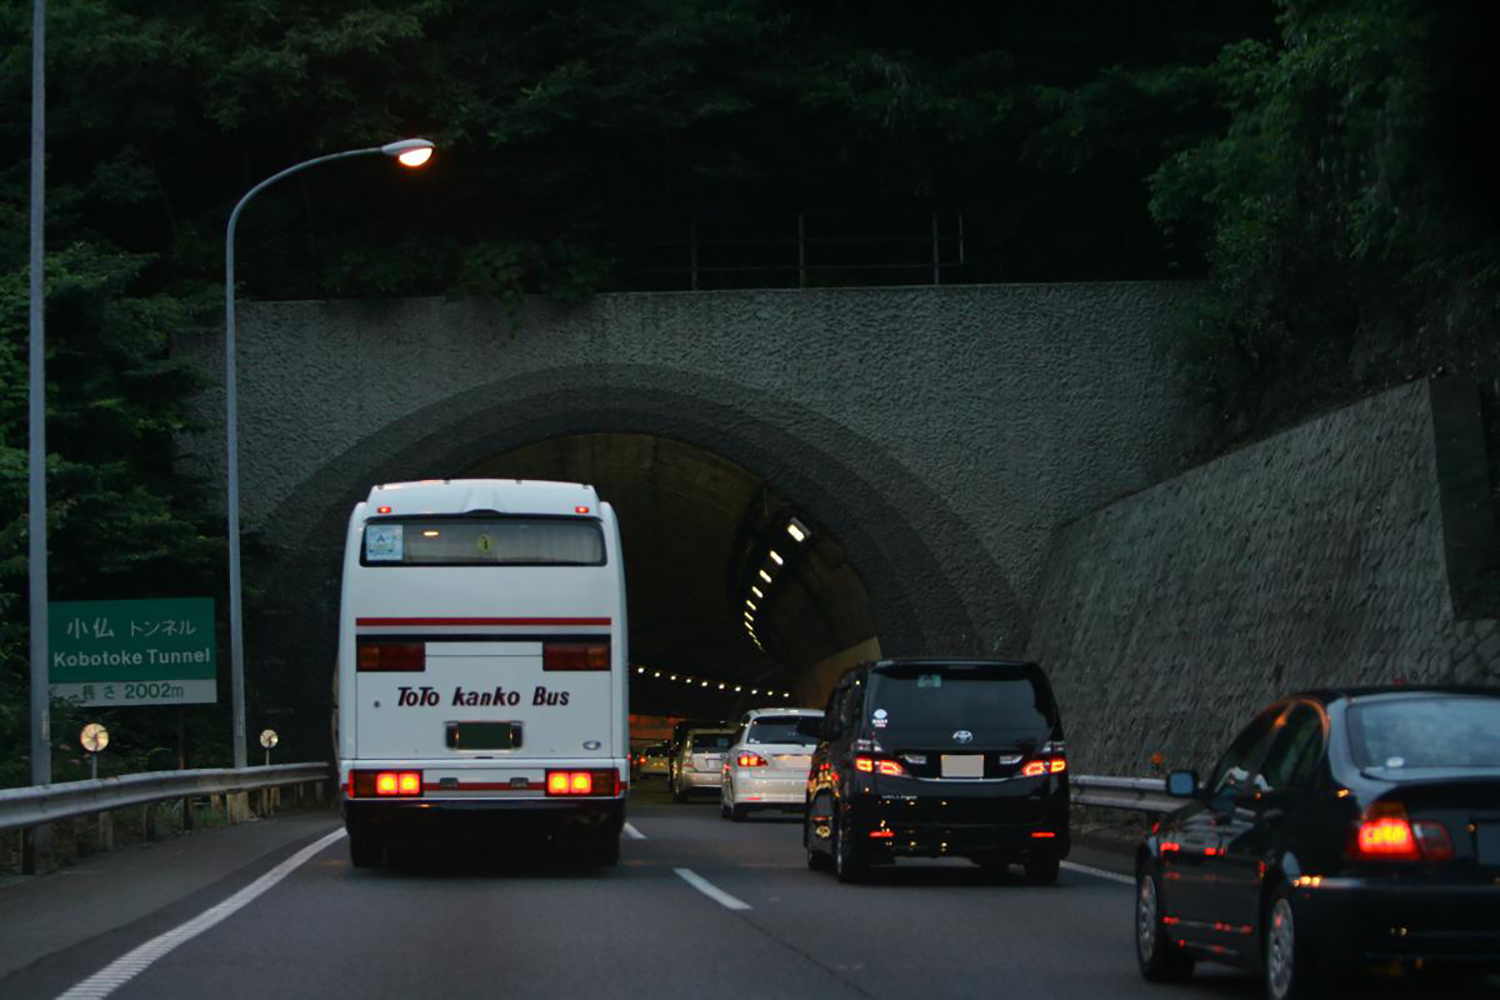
xmin=366 ymin=525 xmax=404 ymax=561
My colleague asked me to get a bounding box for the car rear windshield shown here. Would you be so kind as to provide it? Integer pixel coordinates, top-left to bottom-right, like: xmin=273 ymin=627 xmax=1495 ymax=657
xmin=869 ymin=663 xmax=1056 ymax=731
xmin=362 ymin=516 xmax=604 ymax=566
xmin=1347 ymin=696 xmax=1500 ymax=770
xmin=689 ymin=734 xmax=733 ymax=750
xmin=746 ymin=717 xmax=819 ymax=746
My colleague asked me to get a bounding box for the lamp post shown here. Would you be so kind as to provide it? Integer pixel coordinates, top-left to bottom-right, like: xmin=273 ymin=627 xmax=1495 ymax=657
xmin=223 ymin=138 xmax=434 ymax=769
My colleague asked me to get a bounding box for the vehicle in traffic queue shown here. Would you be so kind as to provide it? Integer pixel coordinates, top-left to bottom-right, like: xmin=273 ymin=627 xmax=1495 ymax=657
xmin=335 ymin=479 xmax=629 ymax=869
xmin=720 ymin=707 xmax=824 ymax=821
xmin=669 ymin=728 xmax=736 ymax=802
xmin=666 ymin=717 xmax=725 ymax=790
xmin=638 ymin=741 xmax=671 ymax=779
xmin=1135 ymin=686 xmax=1500 ymax=1000
xmin=804 ymin=658 xmax=1069 ymax=883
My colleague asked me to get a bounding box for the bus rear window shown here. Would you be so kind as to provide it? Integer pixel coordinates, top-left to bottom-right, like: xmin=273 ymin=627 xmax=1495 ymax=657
xmin=362 ymin=517 xmax=605 ymax=566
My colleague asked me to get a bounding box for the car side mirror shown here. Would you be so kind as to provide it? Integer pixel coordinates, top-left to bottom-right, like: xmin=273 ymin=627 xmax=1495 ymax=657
xmin=1166 ymin=770 xmax=1199 ymax=798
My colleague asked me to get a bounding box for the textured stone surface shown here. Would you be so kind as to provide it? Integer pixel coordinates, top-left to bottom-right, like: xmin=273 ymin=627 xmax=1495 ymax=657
xmin=179 ymin=282 xmax=1197 ymax=662
xmin=1026 ymin=378 xmax=1500 ymax=779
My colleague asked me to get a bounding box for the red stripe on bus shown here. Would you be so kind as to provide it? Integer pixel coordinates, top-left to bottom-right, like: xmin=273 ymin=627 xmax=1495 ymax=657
xmin=356 ymin=617 xmax=611 ymax=626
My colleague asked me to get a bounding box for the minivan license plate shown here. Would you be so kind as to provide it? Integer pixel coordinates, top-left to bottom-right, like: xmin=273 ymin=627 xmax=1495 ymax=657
xmin=941 ymin=754 xmax=984 ymax=778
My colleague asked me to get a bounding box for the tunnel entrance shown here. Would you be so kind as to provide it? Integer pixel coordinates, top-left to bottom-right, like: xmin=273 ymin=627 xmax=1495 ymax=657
xmin=465 ymin=433 xmax=880 ymax=720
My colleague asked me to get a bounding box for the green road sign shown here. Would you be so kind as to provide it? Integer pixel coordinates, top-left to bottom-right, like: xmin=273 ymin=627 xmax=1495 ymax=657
xmin=49 ymin=598 xmax=217 ymax=706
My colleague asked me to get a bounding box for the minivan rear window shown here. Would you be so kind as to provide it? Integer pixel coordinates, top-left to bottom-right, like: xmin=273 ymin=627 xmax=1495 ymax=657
xmin=868 ymin=663 xmax=1056 ymax=732
xmin=1347 ymin=696 xmax=1500 ymax=770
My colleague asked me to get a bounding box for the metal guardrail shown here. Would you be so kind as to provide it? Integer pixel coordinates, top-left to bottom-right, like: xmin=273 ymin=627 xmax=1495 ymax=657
xmin=1071 ymin=775 xmax=1178 ymax=815
xmin=0 ymin=763 xmax=330 ymax=833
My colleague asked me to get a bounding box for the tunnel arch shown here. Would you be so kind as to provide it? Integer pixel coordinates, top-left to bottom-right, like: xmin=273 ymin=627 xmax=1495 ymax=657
xmin=251 ymin=363 xmax=1022 ymax=747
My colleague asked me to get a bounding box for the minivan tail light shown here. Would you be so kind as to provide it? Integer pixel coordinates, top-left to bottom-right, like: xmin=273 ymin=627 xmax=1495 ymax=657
xmin=357 ymin=641 xmax=425 ymax=672
xmin=1023 ymin=757 xmax=1068 ymax=777
xmin=738 ymin=752 xmax=767 ymax=767
xmin=543 ymin=642 xmax=610 ymax=671
xmin=854 ymin=755 xmax=904 ymax=776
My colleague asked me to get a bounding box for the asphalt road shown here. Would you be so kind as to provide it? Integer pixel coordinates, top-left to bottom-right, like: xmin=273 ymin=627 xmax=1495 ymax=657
xmin=1 ymin=782 xmax=1491 ymax=1000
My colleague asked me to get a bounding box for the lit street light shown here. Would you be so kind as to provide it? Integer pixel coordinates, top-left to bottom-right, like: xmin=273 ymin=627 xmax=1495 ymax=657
xmin=223 ymin=138 xmax=434 ymax=769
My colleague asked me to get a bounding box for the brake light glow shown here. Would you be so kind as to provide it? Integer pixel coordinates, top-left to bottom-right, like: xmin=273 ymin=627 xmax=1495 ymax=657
xmin=543 ymin=642 xmax=610 ymax=671
xmin=1351 ymin=801 xmax=1451 ymax=861
xmin=1023 ymin=757 xmax=1068 ymax=777
xmin=1030 ymin=831 xmax=1057 ymax=838
xmin=575 ymin=506 xmax=591 ymax=514
xmin=738 ymin=752 xmax=767 ymax=767
xmin=356 ymin=640 xmax=425 ymax=672
xmin=376 ymin=505 xmax=392 ymax=514
xmin=545 ymin=769 xmax=617 ymax=797
xmin=350 ymin=769 xmax=423 ymax=798
xmin=869 ymin=829 xmax=895 ymax=839
xmin=853 ymin=755 xmax=905 ymax=776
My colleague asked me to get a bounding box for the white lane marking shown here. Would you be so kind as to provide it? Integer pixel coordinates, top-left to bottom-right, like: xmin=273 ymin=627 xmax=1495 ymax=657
xmin=1062 ymin=860 xmax=1135 ymax=886
xmin=623 ymin=822 xmax=646 ymax=840
xmin=673 ymin=867 xmax=752 ymax=911
xmin=55 ymin=828 xmax=347 ymax=1000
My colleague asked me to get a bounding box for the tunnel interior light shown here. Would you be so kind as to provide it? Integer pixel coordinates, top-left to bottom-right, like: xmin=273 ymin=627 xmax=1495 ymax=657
xmin=636 ymin=666 xmax=645 ymax=674
xmin=751 ymin=586 xmax=764 ymax=599
xmin=746 ymin=599 xmax=757 ymax=611
xmin=653 ymin=671 xmax=661 ymax=678
xmin=759 ymin=569 xmax=772 ymax=583
xmin=669 ymin=675 xmax=677 ymax=681
xmin=769 ymin=550 xmax=784 ymax=566
xmin=751 ymin=688 xmax=758 ymax=695
xmin=787 ymin=519 xmax=809 ymax=543
xmin=422 ymin=530 xmax=440 ymax=537
xmin=718 ymin=683 xmax=726 ymax=690
xmin=701 ymin=680 xmax=709 ymax=688
xmin=735 ymin=686 xmax=743 ymax=692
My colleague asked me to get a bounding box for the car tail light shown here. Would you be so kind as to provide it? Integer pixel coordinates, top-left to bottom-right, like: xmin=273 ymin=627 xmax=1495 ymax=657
xmin=1031 ymin=830 xmax=1057 ymax=839
xmin=356 ymin=641 xmax=425 ymax=672
xmin=545 ymin=769 xmax=618 ymax=796
xmin=738 ymin=752 xmax=768 ymax=767
xmin=1023 ymin=756 xmax=1068 ymax=777
xmin=1350 ymin=801 xmax=1452 ymax=861
xmin=869 ymin=829 xmax=895 ymax=839
xmin=854 ymin=755 xmax=904 ymax=776
xmin=350 ymin=769 xmax=423 ymax=798
xmin=543 ymin=642 xmax=610 ymax=671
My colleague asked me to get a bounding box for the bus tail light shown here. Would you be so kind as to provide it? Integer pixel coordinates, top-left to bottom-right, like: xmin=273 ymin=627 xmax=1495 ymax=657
xmin=545 ymin=769 xmax=619 ymax=797
xmin=350 ymin=769 xmax=423 ymax=797
xmin=356 ymin=641 xmax=425 ymax=672
xmin=543 ymin=642 xmax=610 ymax=671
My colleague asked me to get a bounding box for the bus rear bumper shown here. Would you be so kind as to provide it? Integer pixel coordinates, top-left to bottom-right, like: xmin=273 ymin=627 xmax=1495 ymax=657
xmin=342 ymin=796 xmax=625 ymax=848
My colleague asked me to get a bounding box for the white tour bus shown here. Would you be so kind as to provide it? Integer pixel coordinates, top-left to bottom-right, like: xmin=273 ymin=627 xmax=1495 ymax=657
xmin=336 ymin=479 xmax=629 ymax=868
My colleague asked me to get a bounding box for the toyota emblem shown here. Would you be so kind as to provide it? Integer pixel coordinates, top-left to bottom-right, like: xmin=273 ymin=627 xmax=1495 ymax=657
xmin=952 ymin=729 xmax=974 ymax=744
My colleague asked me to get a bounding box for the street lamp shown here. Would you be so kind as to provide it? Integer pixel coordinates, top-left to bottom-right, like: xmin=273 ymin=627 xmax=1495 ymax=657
xmin=223 ymin=137 xmax=434 ymax=769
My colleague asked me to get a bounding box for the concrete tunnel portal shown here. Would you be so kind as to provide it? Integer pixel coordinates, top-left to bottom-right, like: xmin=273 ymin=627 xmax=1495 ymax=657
xmin=465 ymin=433 xmax=881 ymax=722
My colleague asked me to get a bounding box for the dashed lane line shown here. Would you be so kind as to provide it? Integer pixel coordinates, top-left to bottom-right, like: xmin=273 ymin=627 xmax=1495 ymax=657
xmin=623 ymin=822 xmax=647 ymax=840
xmin=54 ymin=828 xmax=347 ymax=1000
xmin=1061 ymin=860 xmax=1135 ymax=886
xmin=674 ymin=867 xmax=752 ymax=911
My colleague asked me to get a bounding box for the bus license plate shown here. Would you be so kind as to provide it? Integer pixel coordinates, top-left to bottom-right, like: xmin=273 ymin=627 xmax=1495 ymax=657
xmin=446 ymin=721 xmax=521 ymax=750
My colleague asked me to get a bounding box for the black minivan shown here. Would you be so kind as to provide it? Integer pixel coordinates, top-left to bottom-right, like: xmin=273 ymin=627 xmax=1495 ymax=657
xmin=804 ymin=658 xmax=1069 ymax=883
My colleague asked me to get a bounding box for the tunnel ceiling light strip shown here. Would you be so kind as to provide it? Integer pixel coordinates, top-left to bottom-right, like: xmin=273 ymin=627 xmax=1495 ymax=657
xmin=769 ymin=550 xmax=784 ymax=566
xmin=750 ymin=586 xmax=764 ymax=599
xmin=745 ymin=600 xmax=756 ymax=611
xmin=758 ymin=569 xmax=772 ymax=583
xmin=787 ymin=519 xmax=808 ymax=543
xmin=653 ymin=671 xmax=661 ymax=678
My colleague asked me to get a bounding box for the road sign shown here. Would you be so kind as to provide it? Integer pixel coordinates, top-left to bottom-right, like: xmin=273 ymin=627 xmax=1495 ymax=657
xmin=49 ymin=598 xmax=216 ymax=706
xmin=80 ymin=723 xmax=109 ymax=752
xmin=259 ymin=729 xmax=278 ymax=749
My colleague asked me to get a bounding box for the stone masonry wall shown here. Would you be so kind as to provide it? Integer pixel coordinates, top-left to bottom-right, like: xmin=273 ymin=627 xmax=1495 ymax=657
xmin=1026 ymin=377 xmax=1500 ymax=780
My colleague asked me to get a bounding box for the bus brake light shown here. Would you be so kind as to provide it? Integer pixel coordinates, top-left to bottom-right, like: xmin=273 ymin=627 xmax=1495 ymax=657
xmin=543 ymin=642 xmax=610 ymax=671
